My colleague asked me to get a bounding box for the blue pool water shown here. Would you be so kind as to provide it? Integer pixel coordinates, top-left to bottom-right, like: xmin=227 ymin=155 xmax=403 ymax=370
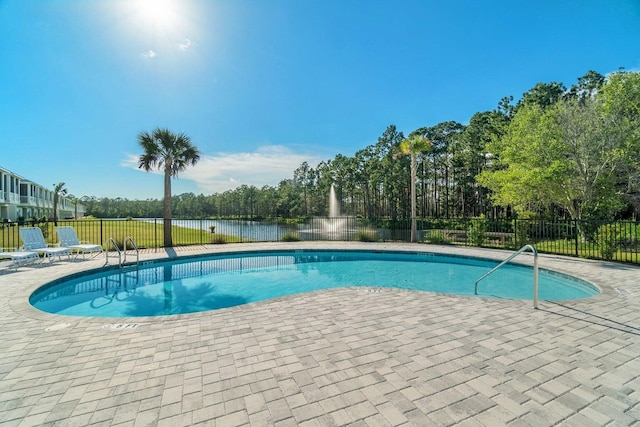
xmin=30 ymin=250 xmax=599 ymax=317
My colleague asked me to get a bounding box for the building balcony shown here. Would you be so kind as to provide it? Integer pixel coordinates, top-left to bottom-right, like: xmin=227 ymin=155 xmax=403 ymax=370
xmin=20 ymin=195 xmax=37 ymax=206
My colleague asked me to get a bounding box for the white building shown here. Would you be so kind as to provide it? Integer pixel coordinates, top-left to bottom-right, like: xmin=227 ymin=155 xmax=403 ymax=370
xmin=0 ymin=166 xmax=86 ymax=222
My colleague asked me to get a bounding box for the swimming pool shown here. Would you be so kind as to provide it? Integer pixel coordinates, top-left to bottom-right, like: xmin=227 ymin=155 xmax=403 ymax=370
xmin=30 ymin=250 xmax=599 ymax=317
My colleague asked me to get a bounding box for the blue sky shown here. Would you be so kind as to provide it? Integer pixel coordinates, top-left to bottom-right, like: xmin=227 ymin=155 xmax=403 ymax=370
xmin=2 ymin=0 xmax=639 ymax=200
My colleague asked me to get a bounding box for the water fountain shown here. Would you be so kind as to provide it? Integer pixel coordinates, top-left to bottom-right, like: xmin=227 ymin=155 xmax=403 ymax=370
xmin=299 ymin=184 xmax=355 ymax=240
xmin=329 ymin=184 xmax=340 ymax=217
xmin=319 ymin=184 xmax=349 ymax=239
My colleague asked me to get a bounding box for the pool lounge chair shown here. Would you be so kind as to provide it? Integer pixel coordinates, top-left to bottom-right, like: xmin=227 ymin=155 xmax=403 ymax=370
xmin=56 ymin=226 xmax=103 ymax=259
xmin=0 ymin=247 xmax=40 ymax=269
xmin=19 ymin=227 xmax=72 ymax=263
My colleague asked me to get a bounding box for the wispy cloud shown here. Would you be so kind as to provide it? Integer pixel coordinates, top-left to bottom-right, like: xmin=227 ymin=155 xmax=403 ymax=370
xmin=142 ymin=49 xmax=157 ymax=59
xmin=122 ymin=145 xmax=324 ymax=194
xmin=179 ymin=38 xmax=191 ymax=51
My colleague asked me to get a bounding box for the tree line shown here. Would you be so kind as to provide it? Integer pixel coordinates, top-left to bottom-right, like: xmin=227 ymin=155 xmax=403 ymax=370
xmin=81 ymin=70 xmax=640 ymax=224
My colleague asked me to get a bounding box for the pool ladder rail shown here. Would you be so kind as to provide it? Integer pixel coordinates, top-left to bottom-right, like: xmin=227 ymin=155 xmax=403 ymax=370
xmin=105 ymin=237 xmax=140 ymax=267
xmin=474 ymin=244 xmax=539 ymax=309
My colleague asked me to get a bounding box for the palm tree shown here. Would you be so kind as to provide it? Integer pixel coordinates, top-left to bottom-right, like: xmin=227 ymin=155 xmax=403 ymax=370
xmin=399 ymin=135 xmax=431 ymax=242
xmin=137 ymin=128 xmax=200 ymax=247
xmin=52 ymin=182 xmax=67 ymax=225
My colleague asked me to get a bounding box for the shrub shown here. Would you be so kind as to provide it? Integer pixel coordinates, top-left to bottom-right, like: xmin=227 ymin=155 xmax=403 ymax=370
xmin=595 ymin=224 xmax=618 ymax=260
xmin=355 ymin=230 xmax=377 ymax=242
xmin=425 ymin=231 xmax=450 ymax=244
xmin=281 ymin=218 xmax=306 ymax=225
xmin=106 ymin=237 xmax=125 ymax=250
xmin=38 ymin=223 xmax=49 ymax=239
xmin=467 ymin=216 xmax=487 ymax=246
xmin=211 ymin=234 xmax=227 ymax=244
xmin=280 ymin=232 xmax=301 ymax=242
xmin=617 ymin=224 xmax=640 ymax=250
xmin=514 ymin=219 xmax=530 ymax=248
xmin=594 ymin=223 xmax=640 ymax=260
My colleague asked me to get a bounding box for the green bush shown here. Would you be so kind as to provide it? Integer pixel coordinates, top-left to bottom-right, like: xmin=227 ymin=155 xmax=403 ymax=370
xmin=595 ymin=224 xmax=618 ymax=260
xmin=211 ymin=234 xmax=227 ymax=244
xmin=355 ymin=230 xmax=377 ymax=242
xmin=280 ymin=232 xmax=301 ymax=242
xmin=595 ymin=223 xmax=640 ymax=260
xmin=425 ymin=231 xmax=450 ymax=244
xmin=514 ymin=220 xmax=530 ymax=248
xmin=467 ymin=217 xmax=487 ymax=246
xmin=617 ymin=224 xmax=640 ymax=250
xmin=106 ymin=237 xmax=125 ymax=250
xmin=38 ymin=223 xmax=49 ymax=239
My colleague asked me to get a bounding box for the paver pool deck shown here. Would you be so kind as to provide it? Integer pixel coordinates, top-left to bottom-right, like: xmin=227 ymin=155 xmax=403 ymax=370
xmin=0 ymin=242 xmax=639 ymax=426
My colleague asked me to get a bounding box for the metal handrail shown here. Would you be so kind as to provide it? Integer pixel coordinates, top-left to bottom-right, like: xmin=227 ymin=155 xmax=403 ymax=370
xmin=123 ymin=236 xmax=139 ymax=266
xmin=104 ymin=238 xmax=122 ymax=267
xmin=474 ymin=244 xmax=539 ymax=309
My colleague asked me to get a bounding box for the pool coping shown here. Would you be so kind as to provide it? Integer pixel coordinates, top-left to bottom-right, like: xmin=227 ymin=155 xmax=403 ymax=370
xmin=26 ymin=247 xmax=602 ymax=320
xmin=8 ymin=242 xmax=611 ymax=324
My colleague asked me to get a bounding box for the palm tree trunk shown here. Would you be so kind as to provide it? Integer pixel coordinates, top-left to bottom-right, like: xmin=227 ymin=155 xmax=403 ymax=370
xmin=410 ymin=155 xmax=417 ymax=243
xmin=163 ymin=169 xmax=173 ymax=247
xmin=53 ymin=194 xmax=58 ymax=226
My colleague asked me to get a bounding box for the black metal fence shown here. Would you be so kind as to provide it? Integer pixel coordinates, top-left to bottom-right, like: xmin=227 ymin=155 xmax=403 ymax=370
xmin=1 ymin=217 xmax=638 ymax=264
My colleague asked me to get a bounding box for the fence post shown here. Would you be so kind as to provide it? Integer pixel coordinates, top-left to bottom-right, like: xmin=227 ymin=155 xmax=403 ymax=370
xmin=574 ymin=219 xmax=579 ymax=257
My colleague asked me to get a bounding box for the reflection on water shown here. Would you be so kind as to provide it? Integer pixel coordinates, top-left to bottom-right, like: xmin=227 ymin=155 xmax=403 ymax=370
xmin=34 ymin=253 xmax=380 ymax=305
xmin=138 ymin=218 xmax=292 ymax=241
xmin=33 ymin=254 xmax=305 ymax=303
xmin=30 ymin=251 xmax=599 ymax=317
xmin=136 ymin=218 xmax=390 ymax=241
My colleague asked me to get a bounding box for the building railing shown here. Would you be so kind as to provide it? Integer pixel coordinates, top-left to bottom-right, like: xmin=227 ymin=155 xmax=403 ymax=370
xmin=20 ymin=195 xmax=35 ymax=205
xmin=7 ymin=193 xmax=20 ymax=204
xmin=0 ymin=217 xmax=638 ymax=264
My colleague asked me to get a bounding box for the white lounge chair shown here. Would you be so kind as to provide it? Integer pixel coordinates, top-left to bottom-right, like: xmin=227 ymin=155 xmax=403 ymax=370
xmin=0 ymin=247 xmax=40 ymax=269
xmin=19 ymin=227 xmax=72 ymax=263
xmin=56 ymin=226 xmax=103 ymax=259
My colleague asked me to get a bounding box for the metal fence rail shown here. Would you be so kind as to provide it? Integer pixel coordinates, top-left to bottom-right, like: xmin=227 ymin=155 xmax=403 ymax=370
xmin=1 ymin=217 xmax=638 ymax=264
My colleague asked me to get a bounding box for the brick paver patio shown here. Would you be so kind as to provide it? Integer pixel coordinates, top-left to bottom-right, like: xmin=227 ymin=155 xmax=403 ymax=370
xmin=1 ymin=242 xmax=639 ymax=426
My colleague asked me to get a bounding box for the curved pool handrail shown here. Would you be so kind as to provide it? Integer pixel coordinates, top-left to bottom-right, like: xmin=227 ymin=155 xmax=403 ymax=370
xmin=123 ymin=237 xmax=139 ymax=266
xmin=474 ymin=244 xmax=539 ymax=309
xmin=104 ymin=238 xmax=122 ymax=267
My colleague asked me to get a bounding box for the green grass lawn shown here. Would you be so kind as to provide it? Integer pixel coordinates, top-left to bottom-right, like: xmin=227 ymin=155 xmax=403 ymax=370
xmin=2 ymin=221 xmax=638 ymax=264
xmin=0 ymin=220 xmax=243 ymax=250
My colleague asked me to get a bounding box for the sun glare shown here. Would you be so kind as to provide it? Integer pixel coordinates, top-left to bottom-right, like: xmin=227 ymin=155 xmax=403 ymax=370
xmin=117 ymin=0 xmax=197 ymax=58
xmin=135 ymin=0 xmax=178 ymax=29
